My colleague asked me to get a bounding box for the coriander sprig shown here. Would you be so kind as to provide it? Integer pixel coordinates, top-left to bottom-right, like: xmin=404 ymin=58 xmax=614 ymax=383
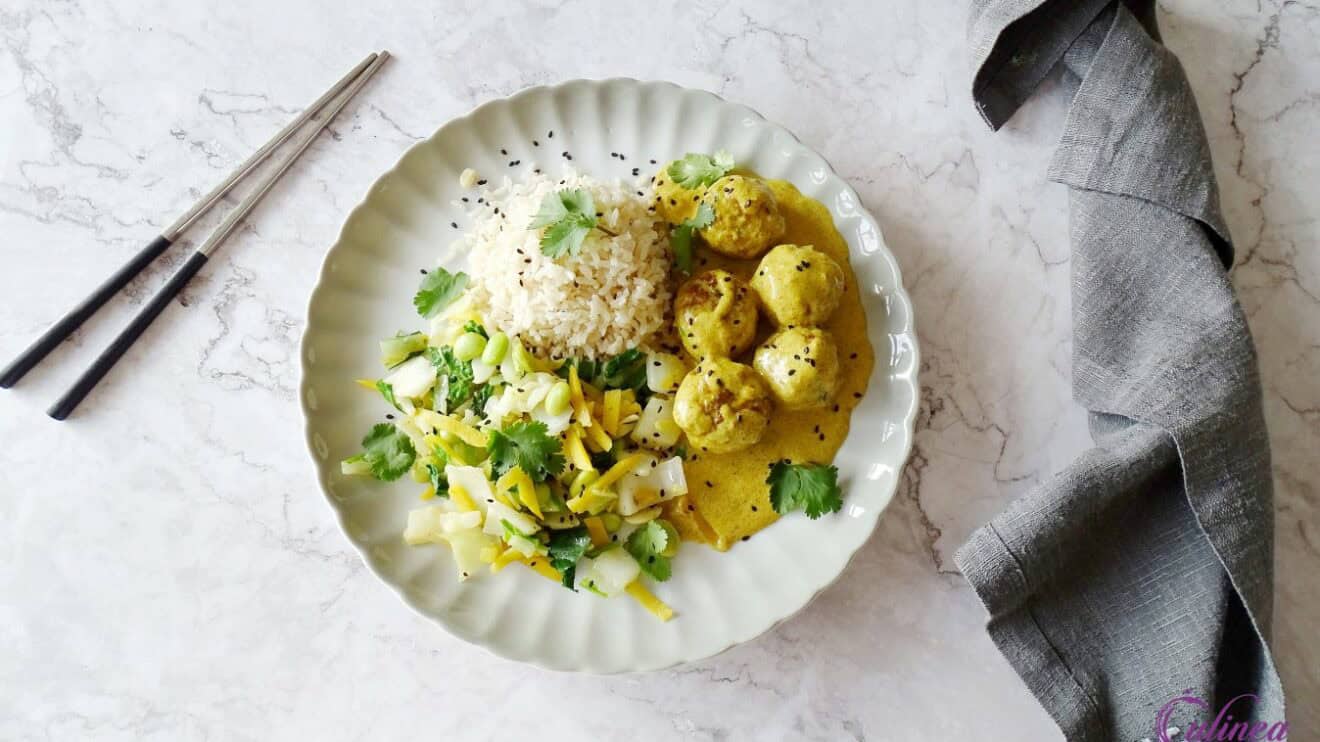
xmin=528 ymin=189 xmax=617 ymax=259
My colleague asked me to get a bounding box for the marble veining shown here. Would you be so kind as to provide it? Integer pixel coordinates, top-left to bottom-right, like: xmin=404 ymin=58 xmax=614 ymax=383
xmin=1 ymin=1 xmax=1315 ymax=739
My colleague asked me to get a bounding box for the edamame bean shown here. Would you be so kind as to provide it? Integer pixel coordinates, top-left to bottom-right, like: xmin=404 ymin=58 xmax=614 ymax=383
xmin=545 ymin=381 xmax=572 ymax=415
xmin=453 ymin=332 xmax=487 ymax=361
xmin=482 ymin=332 xmax=510 ymax=365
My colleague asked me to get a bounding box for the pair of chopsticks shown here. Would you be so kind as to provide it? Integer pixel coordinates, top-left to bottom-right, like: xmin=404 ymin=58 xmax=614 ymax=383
xmin=0 ymin=51 xmax=391 ymax=420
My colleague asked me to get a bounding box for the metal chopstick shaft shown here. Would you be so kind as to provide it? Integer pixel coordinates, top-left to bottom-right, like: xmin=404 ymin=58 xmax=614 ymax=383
xmin=163 ymin=52 xmax=378 ymax=241
xmin=0 ymin=53 xmax=379 ymax=390
xmin=46 ymin=51 xmax=390 ymax=421
xmin=197 ymin=51 xmax=391 ymax=258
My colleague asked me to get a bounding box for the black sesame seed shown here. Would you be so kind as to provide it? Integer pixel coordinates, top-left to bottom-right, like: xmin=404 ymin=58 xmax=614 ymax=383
xmin=451 ymin=221 xmax=458 ymax=228
xmin=385 ymin=413 xmax=394 ymax=420
xmin=850 ymin=352 xmax=858 ymax=359
xmin=477 ymin=179 xmax=487 ymax=185
xmin=741 ymin=535 xmax=750 ymax=542
xmin=500 ymin=148 xmax=508 ymax=155
xmin=532 ymin=140 xmax=539 ymax=146
xmin=751 ymin=505 xmax=758 ymax=512
xmin=461 ymin=196 xmax=469 ymax=202
xmin=548 ymin=130 xmax=554 ymax=138
xmin=650 ymin=159 xmax=657 ymax=164
xmin=419 ymin=268 xmax=428 ymax=275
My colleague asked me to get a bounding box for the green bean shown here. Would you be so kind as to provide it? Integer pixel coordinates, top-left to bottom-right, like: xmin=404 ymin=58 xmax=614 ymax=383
xmin=482 ymin=331 xmax=510 ymax=365
xmin=453 ymin=332 xmax=486 ymax=361
xmin=545 ymin=381 xmax=572 ymax=415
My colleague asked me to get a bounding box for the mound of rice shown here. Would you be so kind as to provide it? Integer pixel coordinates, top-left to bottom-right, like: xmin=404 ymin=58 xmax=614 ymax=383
xmin=452 ymin=170 xmax=672 ymax=360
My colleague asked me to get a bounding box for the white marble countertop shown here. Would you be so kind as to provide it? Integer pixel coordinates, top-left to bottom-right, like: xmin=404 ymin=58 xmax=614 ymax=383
xmin=1 ymin=1 xmax=1316 ymax=739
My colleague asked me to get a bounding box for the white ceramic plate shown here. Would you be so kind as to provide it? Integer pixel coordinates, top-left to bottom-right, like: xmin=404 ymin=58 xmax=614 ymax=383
xmin=299 ymin=79 xmax=918 ymax=673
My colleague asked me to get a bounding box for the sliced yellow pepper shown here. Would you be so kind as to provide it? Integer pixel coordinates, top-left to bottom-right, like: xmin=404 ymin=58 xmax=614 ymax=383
xmin=625 ymin=581 xmax=674 ymax=622
xmin=419 ymin=486 xmax=436 ymax=501
xmin=523 ymin=557 xmax=563 ymax=583
xmin=497 ymin=466 xmax=542 ymax=519
xmin=491 ymin=549 xmax=524 ymax=572
xmin=584 ymin=419 xmax=614 ymax=452
xmin=602 ymin=390 xmax=622 ymax=437
xmin=354 ymin=378 xmax=379 ymax=391
xmin=564 ymin=427 xmax=593 ymax=471
xmin=584 ymin=516 xmax=609 ymax=547
xmin=592 ymin=453 xmax=647 ymax=493
xmin=414 ymin=409 xmax=486 ymax=449
xmin=450 ymin=484 xmax=478 ymax=512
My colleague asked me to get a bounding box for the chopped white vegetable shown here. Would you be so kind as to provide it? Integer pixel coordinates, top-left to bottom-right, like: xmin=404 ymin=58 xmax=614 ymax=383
xmin=582 ymin=548 xmax=640 ymax=597
xmin=617 ymin=455 xmax=688 ymax=515
xmin=631 ymin=396 xmax=682 ymax=448
xmin=471 ymin=357 xmax=497 ymax=384
xmin=384 ymin=354 xmax=436 ymax=400
xmin=403 ymin=506 xmax=447 ymax=545
xmin=446 ymin=465 xmax=495 ymax=512
xmin=482 ymin=500 xmax=539 ymax=539
xmin=646 ymin=352 xmax=687 ymax=394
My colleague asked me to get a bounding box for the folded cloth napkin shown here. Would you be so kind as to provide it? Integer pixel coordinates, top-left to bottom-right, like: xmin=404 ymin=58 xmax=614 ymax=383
xmin=956 ymin=2 xmax=1285 ymax=739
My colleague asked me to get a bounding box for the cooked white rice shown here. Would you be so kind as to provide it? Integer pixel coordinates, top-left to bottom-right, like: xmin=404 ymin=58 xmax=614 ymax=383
xmin=451 ymin=169 xmax=671 ymax=360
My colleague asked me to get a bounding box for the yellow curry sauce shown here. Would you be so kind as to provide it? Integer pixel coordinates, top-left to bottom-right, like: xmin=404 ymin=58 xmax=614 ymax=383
xmin=663 ymin=180 xmax=875 ymax=550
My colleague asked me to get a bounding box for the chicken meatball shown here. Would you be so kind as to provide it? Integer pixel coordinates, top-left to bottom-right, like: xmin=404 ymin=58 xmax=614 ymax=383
xmin=752 ymin=327 xmax=841 ymax=410
xmin=675 ymin=269 xmax=758 ymax=360
xmin=698 ymin=175 xmax=786 ymax=259
xmin=750 ymin=244 xmax=845 ymax=327
xmin=652 ymin=162 xmax=705 ymax=224
xmin=673 ymin=358 xmax=773 ymax=454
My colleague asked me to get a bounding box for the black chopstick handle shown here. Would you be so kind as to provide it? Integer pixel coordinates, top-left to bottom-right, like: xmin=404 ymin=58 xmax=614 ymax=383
xmin=1 ymin=234 xmax=174 ymax=389
xmin=47 ymin=251 xmax=209 ymax=421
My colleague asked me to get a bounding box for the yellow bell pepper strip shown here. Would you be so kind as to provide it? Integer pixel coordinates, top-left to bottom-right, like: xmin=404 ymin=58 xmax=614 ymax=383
xmin=522 ymin=557 xmax=563 ymax=583
xmin=413 ymin=409 xmax=487 ymax=449
xmin=497 ymin=466 xmax=542 ymax=519
xmin=354 ymin=378 xmax=379 ymax=391
xmin=450 ymin=484 xmax=478 ymax=512
xmin=602 ymin=390 xmax=622 ymax=437
xmin=491 ymin=548 xmax=524 ymax=572
xmin=419 ymin=486 xmax=436 ymax=501
xmin=592 ymin=453 xmax=647 ymax=493
xmin=626 ymin=581 xmax=674 ymax=622
xmin=584 ymin=516 xmax=610 ymax=547
xmin=564 ymin=427 xmax=593 ymax=471
xmin=584 ymin=419 xmax=614 ymax=452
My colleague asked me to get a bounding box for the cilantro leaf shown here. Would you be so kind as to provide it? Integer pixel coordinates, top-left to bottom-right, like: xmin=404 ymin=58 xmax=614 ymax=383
xmin=668 ymin=202 xmax=715 ymax=273
xmin=766 ymin=461 xmax=843 ymax=519
xmin=547 ymin=526 xmax=592 ymax=589
xmin=427 ymin=347 xmax=474 ymax=411
xmin=487 ymin=420 xmax=566 ymax=481
xmin=530 ymin=189 xmax=599 ymax=259
xmin=375 ymin=380 xmax=401 ymax=411
xmin=624 ymin=520 xmax=672 ymax=581
xmin=360 ymin=423 xmax=416 ymax=481
xmin=598 ymin=348 xmax=647 ymax=393
xmin=413 ymin=268 xmax=469 ymax=318
xmin=666 ymin=150 xmax=735 ymax=189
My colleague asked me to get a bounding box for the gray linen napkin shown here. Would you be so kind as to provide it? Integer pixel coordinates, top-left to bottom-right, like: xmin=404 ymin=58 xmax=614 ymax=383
xmin=955 ymin=2 xmax=1285 ymax=739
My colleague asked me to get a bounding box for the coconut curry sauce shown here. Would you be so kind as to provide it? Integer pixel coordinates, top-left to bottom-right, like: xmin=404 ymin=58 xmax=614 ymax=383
xmin=663 ymin=180 xmax=875 ymax=550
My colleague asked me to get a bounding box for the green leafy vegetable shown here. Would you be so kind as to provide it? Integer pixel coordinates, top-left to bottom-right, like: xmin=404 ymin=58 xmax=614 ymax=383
xmin=528 ymin=189 xmax=616 ymax=259
xmin=359 ymin=423 xmax=416 ymax=481
xmin=624 ymin=520 xmax=672 ymax=581
xmin=374 ymin=380 xmax=400 ymax=411
xmin=423 ymin=450 xmax=449 ymax=497
xmin=766 ymin=461 xmax=843 ymax=519
xmin=428 ymin=347 xmax=474 ymax=411
xmin=666 ymin=150 xmax=734 ymax=189
xmin=462 ymin=320 xmax=488 ymax=339
xmin=471 ymin=382 xmax=497 ymax=417
xmin=558 ymin=349 xmax=649 ymax=400
xmin=487 ymin=420 xmax=566 ymax=481
xmin=668 ymin=202 xmax=715 ymax=273
xmin=547 ymin=526 xmax=592 ymax=589
xmin=413 ymin=268 xmax=469 ymax=318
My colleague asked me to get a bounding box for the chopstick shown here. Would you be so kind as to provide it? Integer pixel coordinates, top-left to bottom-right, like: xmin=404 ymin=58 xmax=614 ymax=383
xmin=31 ymin=51 xmax=390 ymax=420
xmin=0 ymin=53 xmax=381 ymax=391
